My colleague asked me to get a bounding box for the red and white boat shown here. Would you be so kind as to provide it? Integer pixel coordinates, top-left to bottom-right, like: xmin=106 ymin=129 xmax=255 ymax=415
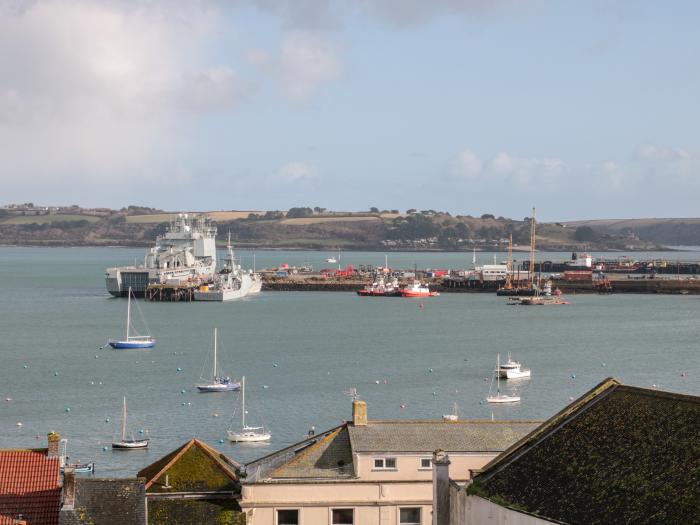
xmin=399 ymin=281 xmax=439 ymax=298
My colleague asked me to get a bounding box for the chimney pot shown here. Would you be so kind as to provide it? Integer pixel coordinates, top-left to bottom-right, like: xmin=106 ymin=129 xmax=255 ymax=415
xmin=352 ymin=400 xmax=367 ymax=426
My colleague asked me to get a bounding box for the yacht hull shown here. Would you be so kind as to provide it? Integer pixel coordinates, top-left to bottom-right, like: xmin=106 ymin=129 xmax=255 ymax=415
xmin=109 ymin=340 xmax=155 ymax=349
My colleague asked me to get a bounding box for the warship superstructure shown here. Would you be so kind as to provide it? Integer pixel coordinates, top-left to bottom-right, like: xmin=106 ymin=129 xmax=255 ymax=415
xmin=105 ymin=213 xmax=217 ymax=297
xmin=193 ymin=233 xmax=262 ymax=301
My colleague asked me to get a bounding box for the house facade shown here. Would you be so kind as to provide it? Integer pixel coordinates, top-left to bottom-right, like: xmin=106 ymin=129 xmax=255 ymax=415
xmin=241 ymin=400 xmax=539 ymax=525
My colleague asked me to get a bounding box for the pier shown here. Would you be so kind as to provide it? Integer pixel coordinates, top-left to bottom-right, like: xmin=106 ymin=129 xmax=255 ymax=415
xmin=144 ymin=284 xmax=197 ymax=302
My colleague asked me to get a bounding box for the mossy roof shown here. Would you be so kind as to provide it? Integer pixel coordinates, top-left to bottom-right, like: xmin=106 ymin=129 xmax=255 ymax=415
xmin=137 ymin=439 xmax=241 ymax=493
xmin=473 ymin=377 xmax=700 ymax=525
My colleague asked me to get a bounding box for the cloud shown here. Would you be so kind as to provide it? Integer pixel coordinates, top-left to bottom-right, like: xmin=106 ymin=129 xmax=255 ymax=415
xmin=250 ymin=32 xmax=342 ymax=102
xmin=281 ymin=33 xmax=342 ymax=100
xmin=0 ymin=0 xmax=237 ymax=198
xmin=450 ymin=148 xmax=482 ymax=180
xmin=450 ymin=148 xmax=567 ymax=185
xmin=636 ymin=145 xmax=690 ymax=162
xmin=182 ymin=66 xmax=251 ymax=111
xmin=355 ymin=0 xmax=517 ymax=27
xmin=247 ymin=0 xmax=518 ymax=30
xmin=275 ymin=161 xmax=317 ymax=183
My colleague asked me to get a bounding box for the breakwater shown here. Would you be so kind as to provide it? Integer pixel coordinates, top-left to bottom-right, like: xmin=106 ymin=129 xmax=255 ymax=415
xmin=262 ymin=276 xmax=700 ymax=294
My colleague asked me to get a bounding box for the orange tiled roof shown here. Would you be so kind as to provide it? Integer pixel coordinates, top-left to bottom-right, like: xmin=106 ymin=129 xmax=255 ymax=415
xmin=0 ymin=450 xmax=61 ymax=525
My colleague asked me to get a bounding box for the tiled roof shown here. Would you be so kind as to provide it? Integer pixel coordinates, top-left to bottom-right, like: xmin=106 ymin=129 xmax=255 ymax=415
xmin=0 ymin=450 xmax=61 ymax=525
xmin=271 ymin=427 xmax=354 ymax=479
xmin=473 ymin=378 xmax=700 ymax=525
xmin=348 ymin=420 xmax=541 ymax=453
xmin=137 ymin=439 xmax=240 ymax=493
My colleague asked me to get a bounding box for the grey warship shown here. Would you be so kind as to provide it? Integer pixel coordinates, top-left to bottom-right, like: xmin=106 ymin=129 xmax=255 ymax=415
xmin=105 ymin=213 xmax=217 ymax=297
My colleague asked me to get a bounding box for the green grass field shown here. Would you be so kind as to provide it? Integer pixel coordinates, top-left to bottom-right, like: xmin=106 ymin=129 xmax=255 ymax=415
xmin=0 ymin=214 xmax=101 ymax=225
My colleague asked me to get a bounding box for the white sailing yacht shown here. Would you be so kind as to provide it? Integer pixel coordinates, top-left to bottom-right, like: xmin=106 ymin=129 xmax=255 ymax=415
xmin=442 ymin=402 xmax=460 ymax=421
xmin=227 ymin=376 xmax=271 ymax=442
xmin=486 ymin=354 xmax=521 ymax=404
xmin=197 ymin=328 xmax=240 ymax=392
xmin=112 ymin=397 xmax=149 ymax=449
xmin=108 ymin=287 xmax=155 ymax=349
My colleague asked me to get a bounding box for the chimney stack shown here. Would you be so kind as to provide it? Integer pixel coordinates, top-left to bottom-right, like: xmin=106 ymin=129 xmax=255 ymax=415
xmin=432 ymin=449 xmax=451 ymax=525
xmin=352 ymin=400 xmax=367 ymax=426
xmin=47 ymin=432 xmax=61 ymax=458
xmin=62 ymin=467 xmax=76 ymax=510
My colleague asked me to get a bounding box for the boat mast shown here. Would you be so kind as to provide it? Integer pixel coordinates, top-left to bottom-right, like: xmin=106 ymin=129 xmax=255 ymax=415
xmin=121 ymin=397 xmax=127 ymax=442
xmin=213 ymin=328 xmax=218 ymax=380
xmin=528 ymin=207 xmax=537 ymax=287
xmin=241 ymin=376 xmax=246 ymax=429
xmin=505 ymin=234 xmax=513 ymax=289
xmin=496 ymin=354 xmax=501 ymax=395
xmin=126 ymin=288 xmax=132 ymax=340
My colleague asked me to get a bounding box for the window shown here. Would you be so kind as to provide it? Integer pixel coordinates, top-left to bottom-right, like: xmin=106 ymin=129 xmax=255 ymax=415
xmin=373 ymin=457 xmax=397 ymax=470
xmin=331 ymin=508 xmax=354 ymax=525
xmin=277 ymin=509 xmax=299 ymax=525
xmin=419 ymin=457 xmax=431 ymax=469
xmin=400 ymin=507 xmax=421 ymax=525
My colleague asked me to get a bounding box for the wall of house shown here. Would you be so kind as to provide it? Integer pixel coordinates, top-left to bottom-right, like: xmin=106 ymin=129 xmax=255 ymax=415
xmin=355 ymin=453 xmax=497 ymax=482
xmin=448 ymin=493 xmax=553 ymax=525
xmin=242 ymin=482 xmax=433 ymax=525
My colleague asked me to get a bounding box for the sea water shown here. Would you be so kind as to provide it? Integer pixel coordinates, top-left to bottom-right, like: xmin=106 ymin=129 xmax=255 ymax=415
xmin=0 ymin=247 xmax=698 ymax=476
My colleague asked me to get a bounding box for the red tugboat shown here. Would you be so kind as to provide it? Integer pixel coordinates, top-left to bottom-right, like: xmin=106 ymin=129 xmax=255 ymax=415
xmin=357 ymin=276 xmax=401 ymax=297
xmin=399 ymin=281 xmax=440 ymax=298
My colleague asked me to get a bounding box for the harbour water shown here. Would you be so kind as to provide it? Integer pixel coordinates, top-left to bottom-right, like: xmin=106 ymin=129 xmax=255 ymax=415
xmin=1 ymin=247 xmax=699 ymax=476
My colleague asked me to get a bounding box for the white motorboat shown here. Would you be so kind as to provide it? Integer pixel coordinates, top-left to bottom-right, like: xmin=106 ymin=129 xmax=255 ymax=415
xmin=497 ymin=353 xmax=531 ymax=380
xmin=486 ymin=354 xmax=521 ymax=404
xmin=193 ymin=233 xmax=262 ymax=302
xmin=227 ymin=376 xmax=271 ymax=443
xmin=112 ymin=397 xmax=149 ymax=449
xmin=197 ymin=328 xmax=240 ymax=392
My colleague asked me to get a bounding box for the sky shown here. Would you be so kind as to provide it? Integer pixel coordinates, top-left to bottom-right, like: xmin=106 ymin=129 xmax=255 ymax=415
xmin=1 ymin=0 xmax=699 ymax=221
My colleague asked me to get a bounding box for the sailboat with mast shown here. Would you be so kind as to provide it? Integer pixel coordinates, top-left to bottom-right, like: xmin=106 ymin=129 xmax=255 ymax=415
xmin=108 ymin=287 xmax=155 ymax=349
xmin=112 ymin=397 xmax=149 ymax=449
xmin=227 ymin=376 xmax=271 ymax=442
xmin=197 ymin=328 xmax=240 ymax=392
xmin=486 ymin=354 xmax=521 ymax=404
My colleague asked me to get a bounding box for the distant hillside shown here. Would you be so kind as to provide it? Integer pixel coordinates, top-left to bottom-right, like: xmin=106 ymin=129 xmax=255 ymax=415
xmin=563 ymin=218 xmax=700 ymax=246
xmin=0 ymin=205 xmax=674 ymax=251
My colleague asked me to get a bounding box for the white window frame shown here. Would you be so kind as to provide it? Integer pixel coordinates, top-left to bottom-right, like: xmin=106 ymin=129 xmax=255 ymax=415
xmin=372 ymin=456 xmax=397 ymax=470
xmin=419 ymin=457 xmax=432 ymax=470
xmin=398 ymin=506 xmax=422 ymax=525
xmin=275 ymin=508 xmax=300 ymax=525
xmin=330 ymin=507 xmax=355 ymax=525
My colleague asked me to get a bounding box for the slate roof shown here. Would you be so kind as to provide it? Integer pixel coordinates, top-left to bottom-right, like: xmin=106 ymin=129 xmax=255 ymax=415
xmin=348 ymin=420 xmax=540 ymax=453
xmin=137 ymin=439 xmax=240 ymax=493
xmin=472 ymin=378 xmax=700 ymax=525
xmin=271 ymin=427 xmax=354 ymax=479
xmin=59 ymin=478 xmax=146 ymax=525
xmin=0 ymin=449 xmax=61 ymax=525
xmin=244 ymin=426 xmax=348 ymax=482
xmin=244 ymin=419 xmax=539 ymax=483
